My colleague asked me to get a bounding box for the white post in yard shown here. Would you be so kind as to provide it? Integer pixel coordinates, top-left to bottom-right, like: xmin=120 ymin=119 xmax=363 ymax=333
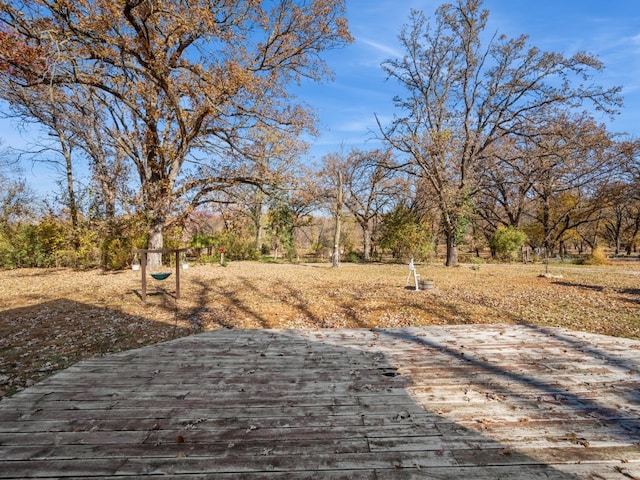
xmin=407 ymin=258 xmax=420 ymax=290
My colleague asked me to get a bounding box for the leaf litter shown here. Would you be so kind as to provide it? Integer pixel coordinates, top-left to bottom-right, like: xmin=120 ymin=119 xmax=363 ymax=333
xmin=0 ymin=261 xmax=639 ymax=398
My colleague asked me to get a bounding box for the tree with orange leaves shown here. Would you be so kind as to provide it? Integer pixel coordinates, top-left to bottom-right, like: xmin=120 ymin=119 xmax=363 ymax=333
xmin=0 ymin=0 xmax=352 ymax=268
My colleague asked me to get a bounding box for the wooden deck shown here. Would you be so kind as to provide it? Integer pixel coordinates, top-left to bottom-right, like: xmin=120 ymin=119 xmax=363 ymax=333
xmin=1 ymin=324 xmax=640 ymax=479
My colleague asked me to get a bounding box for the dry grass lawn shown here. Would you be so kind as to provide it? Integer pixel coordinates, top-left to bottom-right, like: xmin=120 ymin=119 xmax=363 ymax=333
xmin=1 ymin=260 xmax=639 ymax=398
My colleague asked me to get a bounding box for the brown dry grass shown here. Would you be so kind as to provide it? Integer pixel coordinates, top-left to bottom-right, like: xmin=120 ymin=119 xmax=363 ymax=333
xmin=1 ymin=260 xmax=639 ymax=398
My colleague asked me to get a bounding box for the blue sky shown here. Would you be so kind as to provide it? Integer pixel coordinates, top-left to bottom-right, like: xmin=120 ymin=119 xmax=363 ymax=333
xmin=2 ymin=0 xmax=640 ymax=194
xmin=299 ymin=0 xmax=640 ymax=161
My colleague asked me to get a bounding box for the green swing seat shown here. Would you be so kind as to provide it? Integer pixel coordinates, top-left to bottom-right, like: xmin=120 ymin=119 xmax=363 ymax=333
xmin=150 ymin=272 xmax=172 ymax=281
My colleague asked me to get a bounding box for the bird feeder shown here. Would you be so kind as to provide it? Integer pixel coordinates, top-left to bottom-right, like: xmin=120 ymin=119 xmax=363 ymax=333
xmin=132 ymin=248 xmax=188 ymax=303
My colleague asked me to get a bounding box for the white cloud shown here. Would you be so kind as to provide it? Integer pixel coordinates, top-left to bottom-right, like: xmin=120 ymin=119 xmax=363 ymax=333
xmin=357 ymin=37 xmax=402 ymax=59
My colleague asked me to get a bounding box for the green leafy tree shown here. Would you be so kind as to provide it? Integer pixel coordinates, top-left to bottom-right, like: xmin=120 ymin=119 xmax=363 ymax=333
xmin=489 ymin=226 xmax=527 ymax=262
xmin=378 ymin=206 xmax=433 ymax=261
xmin=267 ymin=196 xmax=295 ymax=260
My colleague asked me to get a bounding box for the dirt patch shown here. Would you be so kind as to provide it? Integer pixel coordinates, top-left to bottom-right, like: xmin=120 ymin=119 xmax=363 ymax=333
xmin=1 ymin=261 xmax=639 ymax=398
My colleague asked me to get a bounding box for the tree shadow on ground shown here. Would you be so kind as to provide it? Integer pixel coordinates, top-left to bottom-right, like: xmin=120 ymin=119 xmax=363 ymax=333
xmin=184 ymin=274 xmax=374 ymax=329
xmin=618 ymin=287 xmax=640 ymax=306
xmin=0 ymin=299 xmax=189 ymax=398
xmin=185 ymin=277 xmax=273 ymax=329
xmin=551 ymin=280 xmax=604 ymax=292
xmin=552 ymin=280 xmax=640 ymax=307
xmin=619 ymin=288 xmax=640 ymax=296
xmin=378 ymin=325 xmax=640 ymax=437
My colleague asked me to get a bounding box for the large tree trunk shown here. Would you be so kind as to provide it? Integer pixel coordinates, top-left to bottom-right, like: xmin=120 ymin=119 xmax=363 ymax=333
xmin=63 ymin=148 xmax=78 ymax=232
xmin=99 ymin=175 xmax=118 ymax=271
xmin=58 ymin=132 xmax=79 ymax=251
xmin=445 ymin=231 xmax=458 ymax=267
xmin=332 ymin=220 xmax=341 ymax=267
xmin=255 ymin=225 xmax=263 ymax=256
xmin=362 ymin=221 xmax=371 ymax=262
xmin=255 ymin=220 xmax=264 ymax=256
xmin=443 ymin=211 xmax=459 ymax=267
xmin=332 ymin=171 xmax=343 ymax=268
xmin=253 ymin=191 xmax=264 ymax=256
xmin=147 ymin=215 xmax=164 ymax=270
xmin=540 ymin=193 xmax=551 ymax=261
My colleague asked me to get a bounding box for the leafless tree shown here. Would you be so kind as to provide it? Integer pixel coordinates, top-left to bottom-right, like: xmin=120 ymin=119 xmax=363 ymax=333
xmin=339 ymin=148 xmax=402 ymax=261
xmin=378 ymin=0 xmax=621 ymax=266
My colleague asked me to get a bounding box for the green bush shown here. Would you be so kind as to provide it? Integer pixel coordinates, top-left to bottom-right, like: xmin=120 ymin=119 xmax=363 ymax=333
xmin=378 ymin=207 xmax=434 ymax=261
xmin=189 ymin=231 xmax=259 ymax=262
xmin=95 ymin=215 xmax=149 ymax=271
xmin=0 ymin=219 xmax=67 ymax=268
xmin=489 ymin=226 xmax=527 ymax=262
xmin=346 ymin=251 xmax=363 ymax=263
xmin=0 ymin=231 xmax=18 ymax=268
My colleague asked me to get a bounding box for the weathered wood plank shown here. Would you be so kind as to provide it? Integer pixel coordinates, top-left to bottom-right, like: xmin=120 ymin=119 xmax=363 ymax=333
xmin=1 ymin=325 xmax=640 ymax=479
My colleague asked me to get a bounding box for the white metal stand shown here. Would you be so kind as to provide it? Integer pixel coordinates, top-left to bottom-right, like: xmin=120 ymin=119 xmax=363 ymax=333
xmin=406 ymin=258 xmax=420 ymax=291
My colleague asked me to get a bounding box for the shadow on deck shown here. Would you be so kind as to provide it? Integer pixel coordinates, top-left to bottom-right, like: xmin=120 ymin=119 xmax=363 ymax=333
xmin=1 ymin=325 xmax=639 ymax=478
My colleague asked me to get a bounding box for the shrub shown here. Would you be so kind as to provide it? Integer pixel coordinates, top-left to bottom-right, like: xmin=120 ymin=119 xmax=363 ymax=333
xmin=489 ymin=226 xmax=527 ymax=262
xmin=98 ymin=216 xmax=148 ymax=270
xmin=346 ymin=251 xmax=363 ymax=263
xmin=583 ymin=247 xmax=609 ymax=265
xmin=378 ymin=207 xmax=434 ymax=261
xmin=0 ymin=220 xmax=66 ymax=268
xmin=192 ymin=231 xmax=259 ymax=262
